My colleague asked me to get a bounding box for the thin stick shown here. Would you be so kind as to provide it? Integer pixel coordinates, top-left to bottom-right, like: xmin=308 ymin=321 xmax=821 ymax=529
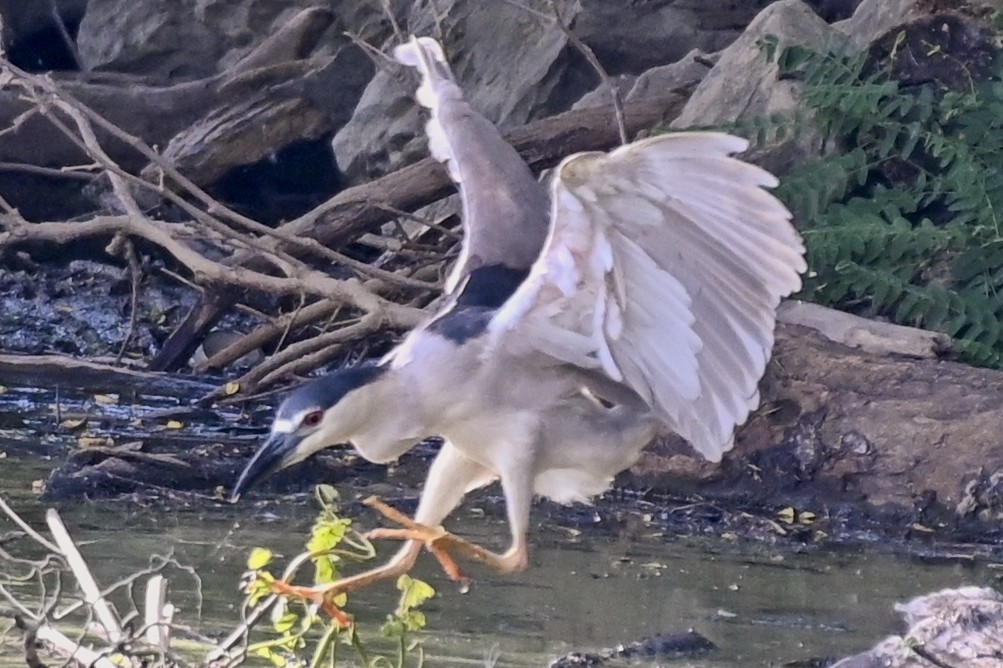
xmin=0 ymin=498 xmax=59 ymax=553
xmin=143 ymin=575 xmax=171 ymax=650
xmin=114 ymin=238 xmax=142 ymax=364
xmin=505 ymin=0 xmax=628 ymax=144
xmin=44 ymin=510 xmax=123 ymax=644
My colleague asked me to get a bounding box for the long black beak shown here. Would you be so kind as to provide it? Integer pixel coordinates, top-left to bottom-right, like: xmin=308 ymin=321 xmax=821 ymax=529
xmin=230 ymin=432 xmax=300 ymax=502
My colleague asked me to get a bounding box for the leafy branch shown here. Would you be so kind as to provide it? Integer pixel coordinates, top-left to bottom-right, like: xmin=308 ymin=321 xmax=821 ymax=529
xmin=240 ymin=486 xmax=435 ymax=668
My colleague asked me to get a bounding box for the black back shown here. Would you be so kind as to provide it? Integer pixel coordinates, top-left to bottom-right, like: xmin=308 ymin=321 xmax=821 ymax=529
xmin=428 ymin=264 xmax=529 ymax=344
xmin=454 ymin=264 xmax=528 ymax=308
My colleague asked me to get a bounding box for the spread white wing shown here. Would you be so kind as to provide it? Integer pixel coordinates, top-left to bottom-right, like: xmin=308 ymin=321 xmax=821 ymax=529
xmin=489 ymin=132 xmax=806 ymax=461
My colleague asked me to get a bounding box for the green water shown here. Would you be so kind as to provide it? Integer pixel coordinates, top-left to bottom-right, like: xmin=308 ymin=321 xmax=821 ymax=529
xmin=2 ymin=451 xmax=1000 ymax=667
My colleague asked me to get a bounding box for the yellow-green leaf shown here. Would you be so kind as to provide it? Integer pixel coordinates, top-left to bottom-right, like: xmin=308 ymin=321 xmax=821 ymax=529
xmin=247 ymin=547 xmax=273 ymax=570
xmin=312 ymin=555 xmax=339 ymax=584
xmin=397 ymin=575 xmax=435 ymax=612
xmin=307 ymin=518 xmax=350 ymax=554
xmin=273 ymin=612 xmax=298 ymax=634
xmin=224 ymin=381 xmax=240 ymax=396
xmin=246 ymin=578 xmax=273 ymax=606
xmin=401 ymin=610 xmax=426 ymax=632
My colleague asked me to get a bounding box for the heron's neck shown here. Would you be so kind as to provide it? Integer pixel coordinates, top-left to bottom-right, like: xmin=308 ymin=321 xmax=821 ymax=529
xmin=346 ymin=366 xmax=427 ymax=464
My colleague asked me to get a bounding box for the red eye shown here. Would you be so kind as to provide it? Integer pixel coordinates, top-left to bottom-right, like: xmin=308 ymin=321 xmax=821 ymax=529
xmin=302 ymin=411 xmax=323 ymax=428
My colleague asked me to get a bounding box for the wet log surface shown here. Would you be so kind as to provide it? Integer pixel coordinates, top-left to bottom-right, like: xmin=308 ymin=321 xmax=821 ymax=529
xmin=631 ymin=323 xmax=1003 ymax=543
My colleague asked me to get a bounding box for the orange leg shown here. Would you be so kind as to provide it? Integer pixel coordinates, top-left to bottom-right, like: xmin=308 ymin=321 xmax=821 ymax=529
xmin=264 ymin=535 xmax=424 ymax=621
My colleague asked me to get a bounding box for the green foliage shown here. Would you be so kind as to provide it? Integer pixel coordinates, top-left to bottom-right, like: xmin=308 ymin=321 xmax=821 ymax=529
xmin=377 ymin=576 xmax=437 ymax=668
xmin=757 ymin=33 xmax=1003 ymax=366
xmin=242 ymin=486 xmax=435 ymax=667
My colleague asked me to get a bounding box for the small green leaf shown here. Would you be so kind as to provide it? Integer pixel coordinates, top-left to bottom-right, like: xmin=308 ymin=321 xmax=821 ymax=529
xmin=247 ymin=547 xmax=273 ymax=570
xmin=273 ymin=612 xmax=299 ymax=634
xmin=397 ymin=575 xmax=435 ymax=613
xmin=380 ymin=618 xmax=405 ymax=638
xmin=246 ymin=578 xmax=271 ymax=606
xmin=400 ymin=610 xmax=427 ymax=632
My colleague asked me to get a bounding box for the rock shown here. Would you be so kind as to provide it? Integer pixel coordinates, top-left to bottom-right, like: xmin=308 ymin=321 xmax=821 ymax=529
xmin=625 ymin=49 xmax=716 ymax=101
xmin=573 ymin=0 xmax=763 ymax=75
xmin=571 ymin=75 xmax=637 ymax=111
xmin=835 ymin=0 xmax=918 ymax=48
xmin=332 ymin=0 xmax=795 ymax=182
xmin=78 ymin=0 xmax=226 ymax=77
xmin=672 ymin=0 xmax=837 ymax=174
xmin=572 ymin=48 xmax=717 ymax=111
xmin=832 ymin=588 xmax=1003 ymax=668
xmin=331 ymin=0 xmax=586 ymax=182
xmin=75 ymin=0 xmax=388 ymax=77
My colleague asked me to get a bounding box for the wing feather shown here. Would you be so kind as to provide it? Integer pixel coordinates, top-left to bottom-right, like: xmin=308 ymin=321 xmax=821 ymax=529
xmin=491 ymin=132 xmax=806 ymax=460
xmin=394 ymin=37 xmax=549 ymax=294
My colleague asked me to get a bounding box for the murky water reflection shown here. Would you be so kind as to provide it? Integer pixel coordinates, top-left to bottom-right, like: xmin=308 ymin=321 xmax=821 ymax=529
xmin=1 ymin=452 xmax=999 ymax=667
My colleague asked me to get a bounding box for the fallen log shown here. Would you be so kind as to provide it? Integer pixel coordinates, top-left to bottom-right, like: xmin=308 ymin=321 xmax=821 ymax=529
xmin=633 ymin=314 xmax=1003 ymax=536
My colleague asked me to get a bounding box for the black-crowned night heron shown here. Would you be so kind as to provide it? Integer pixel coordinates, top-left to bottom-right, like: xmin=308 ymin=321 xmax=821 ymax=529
xmin=233 ymin=36 xmax=806 ymax=598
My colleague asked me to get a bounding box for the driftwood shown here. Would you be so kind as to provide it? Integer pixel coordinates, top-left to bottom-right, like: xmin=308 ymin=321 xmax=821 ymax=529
xmin=0 ymin=352 xmax=214 ymax=395
xmin=0 ymin=48 xmax=430 ymax=388
xmin=0 ymin=502 xmax=182 ymax=668
xmin=0 ymin=499 xmax=335 ymax=668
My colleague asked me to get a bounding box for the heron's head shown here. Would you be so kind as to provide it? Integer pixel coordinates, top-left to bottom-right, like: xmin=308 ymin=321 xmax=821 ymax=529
xmin=230 ymin=365 xmax=386 ymax=500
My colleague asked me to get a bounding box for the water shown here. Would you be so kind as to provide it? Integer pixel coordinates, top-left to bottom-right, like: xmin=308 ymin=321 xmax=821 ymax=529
xmin=2 ymin=449 xmax=1000 ymax=667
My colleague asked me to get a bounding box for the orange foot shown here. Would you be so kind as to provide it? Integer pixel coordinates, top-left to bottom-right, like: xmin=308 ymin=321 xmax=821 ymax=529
xmin=363 ymin=496 xmax=528 ymax=578
xmin=260 ymin=496 xmax=525 ymax=621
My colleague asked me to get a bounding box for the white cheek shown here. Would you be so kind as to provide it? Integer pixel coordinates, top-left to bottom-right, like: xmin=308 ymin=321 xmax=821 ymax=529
xmin=273 ymin=419 xmax=295 ymax=434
